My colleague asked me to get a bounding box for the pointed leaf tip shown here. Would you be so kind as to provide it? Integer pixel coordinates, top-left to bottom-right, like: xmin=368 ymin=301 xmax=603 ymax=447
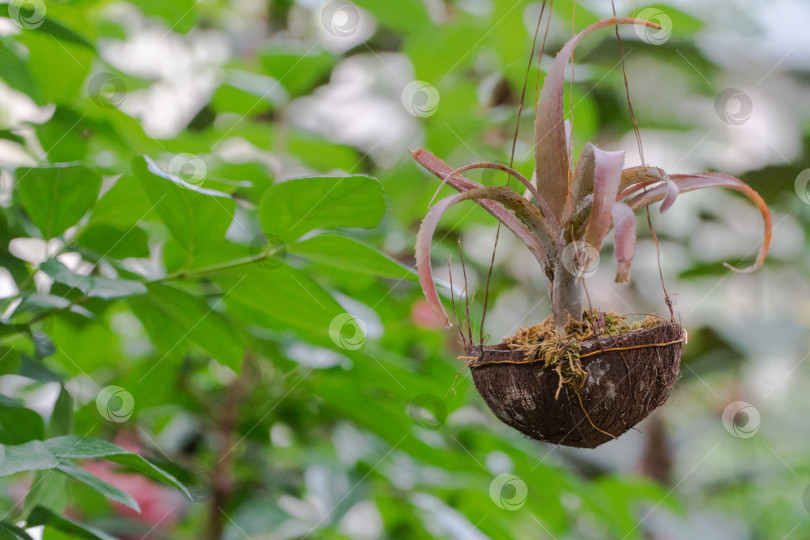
xmin=415 ymin=196 xmax=459 ymax=328
xmin=535 ymin=17 xmax=665 ymax=222
xmin=660 ymin=173 xmax=680 ymax=213
xmin=628 ymin=171 xmax=772 ymax=273
xmin=611 ymin=202 xmax=636 ymax=283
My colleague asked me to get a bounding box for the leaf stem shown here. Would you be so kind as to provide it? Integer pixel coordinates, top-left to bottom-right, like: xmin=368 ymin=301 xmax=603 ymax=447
xmin=148 ymin=245 xmax=284 ymax=284
xmin=12 ymin=245 xmax=285 ymax=331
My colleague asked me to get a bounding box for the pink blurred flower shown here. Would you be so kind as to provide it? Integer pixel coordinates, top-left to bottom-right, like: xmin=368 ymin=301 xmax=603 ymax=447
xmin=411 ymin=299 xmax=447 ymax=328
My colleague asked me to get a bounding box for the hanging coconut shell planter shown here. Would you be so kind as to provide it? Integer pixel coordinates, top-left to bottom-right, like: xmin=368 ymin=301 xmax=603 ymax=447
xmin=411 ymin=17 xmax=772 ymax=448
xmin=469 ymin=318 xmax=685 ymax=448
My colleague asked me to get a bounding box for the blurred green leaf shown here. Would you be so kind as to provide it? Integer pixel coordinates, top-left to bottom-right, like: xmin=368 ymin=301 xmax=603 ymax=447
xmin=217 ymin=265 xmax=345 ymax=346
xmin=48 ymin=385 xmax=73 ymax=438
xmin=259 ymin=175 xmax=384 ymax=242
xmin=56 ymin=461 xmax=139 ymax=512
xmin=290 ymin=234 xmax=416 ymax=281
xmin=285 ymin=132 xmax=360 ymax=173
xmin=31 ymin=330 xmax=56 ymax=359
xmin=0 ymin=5 xmax=93 ymax=49
xmin=14 ymin=164 xmax=102 ymax=238
xmin=16 ymin=32 xmax=93 ymax=103
xmin=259 ymin=48 xmax=333 ymax=97
xmin=34 ymin=108 xmax=92 ymax=162
xmin=351 ymin=0 xmax=432 ymax=33
xmin=128 ymin=283 xmax=244 ymax=371
xmin=23 ymin=469 xmax=69 ymax=517
xmin=43 ymin=436 xmax=191 ymax=499
xmin=75 ymin=223 xmax=150 ymax=260
xmin=211 ymin=70 xmax=282 ymax=116
xmin=0 ymin=395 xmax=44 ymax=444
xmin=0 ymin=521 xmax=34 ymax=540
xmin=0 ymin=39 xmax=41 ymax=104
xmin=0 ymin=347 xmax=21 ymax=376
xmin=0 ymin=440 xmax=59 ymax=476
xmin=85 ymin=174 xmax=154 ymax=229
xmin=0 ymin=129 xmax=25 ymax=145
xmin=134 ymin=0 xmax=197 ymax=33
xmin=26 ymin=506 xmax=117 ymax=540
xmin=17 ymin=356 xmax=63 ymax=383
xmin=589 ymin=475 xmax=681 ymax=537
xmin=40 ymin=259 xmax=147 ymax=299
xmin=132 ymin=156 xmax=236 ymax=270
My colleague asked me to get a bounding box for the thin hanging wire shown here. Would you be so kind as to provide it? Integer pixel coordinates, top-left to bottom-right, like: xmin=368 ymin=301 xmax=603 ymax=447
xmin=535 ymin=0 xmax=555 ymax=108
xmin=611 ymin=0 xmax=675 ymax=321
xmin=612 ymin=1 xmax=645 ymax=164
xmin=479 ymin=0 xmax=550 ymax=345
xmin=459 ymin=239 xmax=474 ymax=347
xmin=567 ymin=1 xmax=576 ymax=208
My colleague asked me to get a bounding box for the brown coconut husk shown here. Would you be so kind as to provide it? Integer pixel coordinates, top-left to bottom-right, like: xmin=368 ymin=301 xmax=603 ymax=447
xmin=465 ymin=312 xmax=685 ymax=448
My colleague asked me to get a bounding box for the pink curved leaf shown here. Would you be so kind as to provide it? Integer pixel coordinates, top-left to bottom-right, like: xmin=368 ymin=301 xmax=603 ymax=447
xmin=415 ymin=186 xmax=551 ymax=328
xmin=443 ymin=161 xmax=558 ymax=230
xmin=617 ymin=166 xmax=679 ymax=213
xmin=627 ymin=172 xmax=772 ymax=272
xmin=411 ymin=148 xmax=549 ymax=267
xmin=416 ymin=192 xmax=466 ymax=328
xmin=611 ymin=202 xmax=636 ymax=283
xmin=660 ymin=174 xmax=680 ymax=213
xmin=617 ymin=178 xmax=658 ymax=201
xmin=535 ymin=17 xmax=662 ymax=223
xmin=583 ymin=147 xmax=625 ymax=250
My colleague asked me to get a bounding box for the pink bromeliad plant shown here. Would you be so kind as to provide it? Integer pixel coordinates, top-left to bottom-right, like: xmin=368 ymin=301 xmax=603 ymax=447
xmin=413 ymin=17 xmax=772 ymax=333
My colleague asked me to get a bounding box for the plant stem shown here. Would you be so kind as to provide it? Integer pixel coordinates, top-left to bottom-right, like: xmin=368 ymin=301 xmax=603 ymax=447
xmin=13 ymin=246 xmax=284 ymax=332
xmin=552 ymin=259 xmax=583 ymax=331
xmin=206 ymin=353 xmax=254 ymax=540
xmin=150 ymin=245 xmax=284 ymax=284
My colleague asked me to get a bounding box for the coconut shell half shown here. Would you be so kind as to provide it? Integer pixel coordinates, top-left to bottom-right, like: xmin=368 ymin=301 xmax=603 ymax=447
xmin=469 ymin=322 xmax=685 ymax=449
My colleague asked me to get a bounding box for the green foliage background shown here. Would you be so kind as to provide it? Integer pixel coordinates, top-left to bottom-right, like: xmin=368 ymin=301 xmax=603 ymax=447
xmin=0 ymin=0 xmax=807 ymax=538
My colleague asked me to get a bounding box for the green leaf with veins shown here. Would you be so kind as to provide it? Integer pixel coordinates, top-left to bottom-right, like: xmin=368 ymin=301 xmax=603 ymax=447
xmin=14 ymin=164 xmax=102 ymax=239
xmin=0 ymin=440 xmax=59 ymax=477
xmin=87 ymin=174 xmax=155 ymax=229
xmin=23 ymin=469 xmax=69 ymax=518
xmin=132 ymin=156 xmax=236 ymax=270
xmin=128 ymin=284 xmax=244 ymax=371
xmin=216 ymin=265 xmax=345 ymax=347
xmin=290 ymin=234 xmax=416 ymax=281
xmin=75 ymin=223 xmax=150 ymax=259
xmin=56 ymin=461 xmax=140 ymax=511
xmin=40 ymin=259 xmax=147 ymax=299
xmin=43 ymin=436 xmax=191 ymax=499
xmin=259 ymin=175 xmax=385 ymax=242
